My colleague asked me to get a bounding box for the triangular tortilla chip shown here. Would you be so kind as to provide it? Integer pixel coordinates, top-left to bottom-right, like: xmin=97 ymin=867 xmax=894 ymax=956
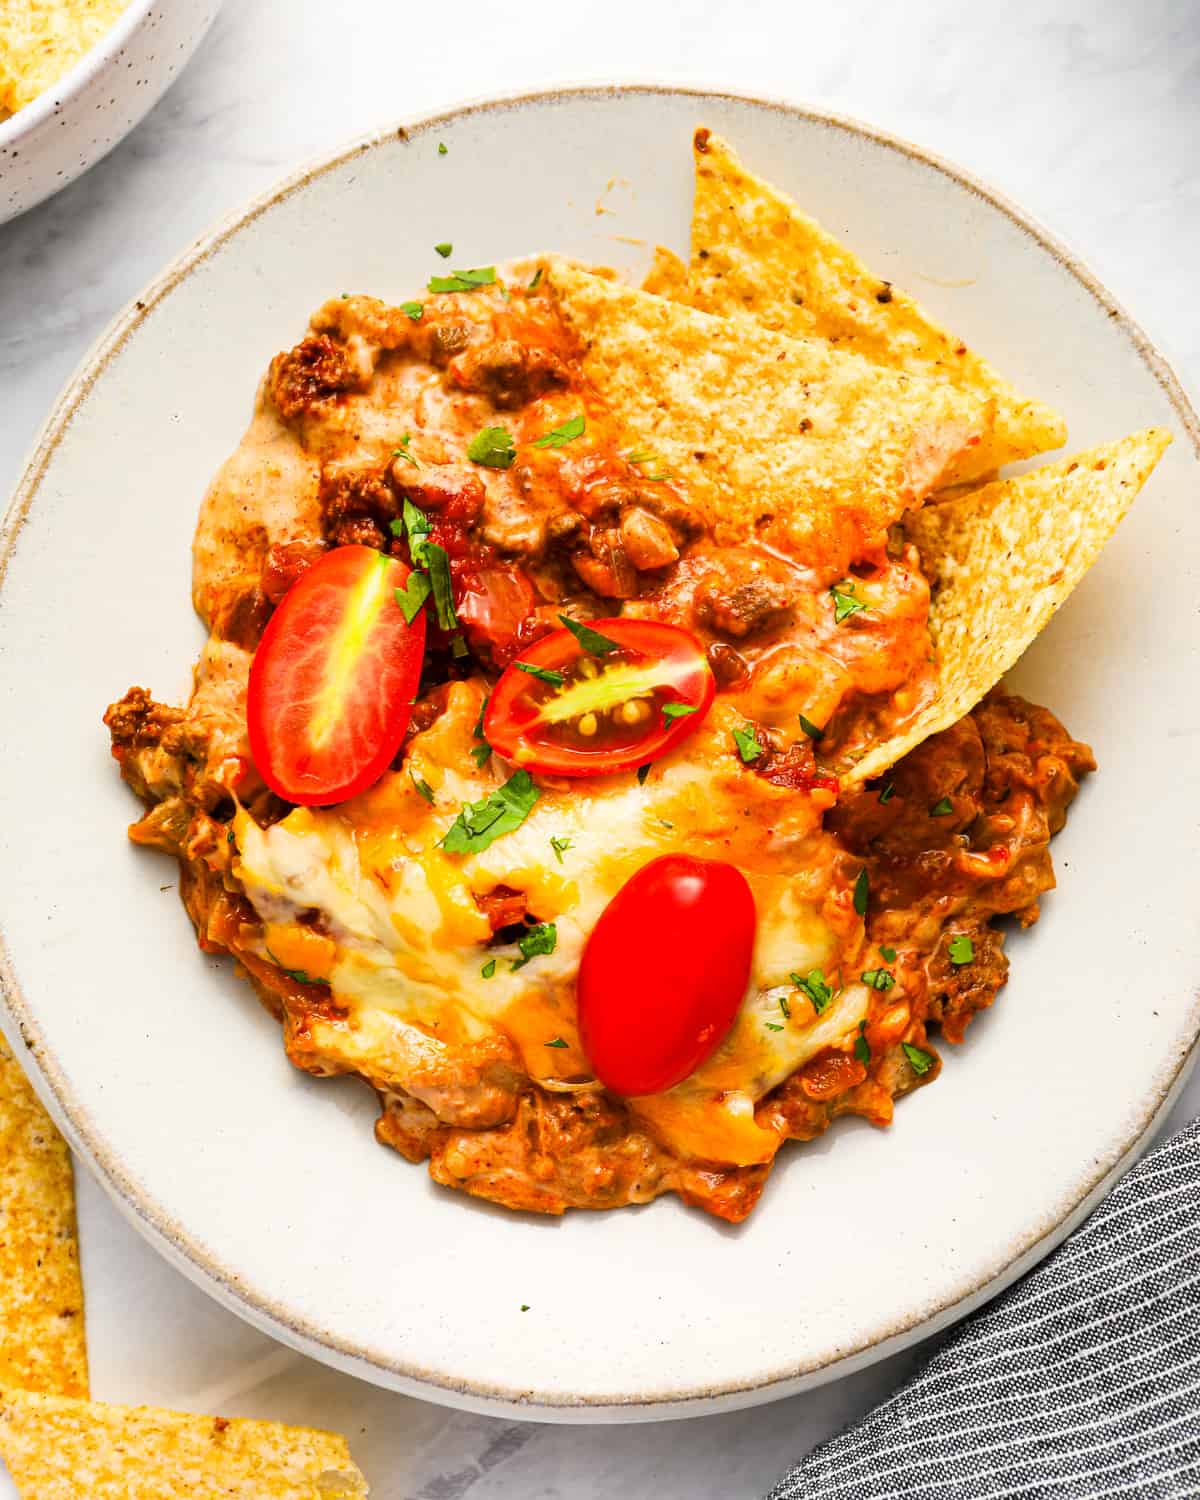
xmin=0 ymin=1037 xmax=88 ymax=1398
xmin=0 ymin=1388 xmax=369 ymax=1499
xmin=845 ymin=428 xmax=1171 ymax=785
xmin=544 ymin=256 xmax=992 ymax=577
xmin=683 ymin=130 xmax=1066 ymax=484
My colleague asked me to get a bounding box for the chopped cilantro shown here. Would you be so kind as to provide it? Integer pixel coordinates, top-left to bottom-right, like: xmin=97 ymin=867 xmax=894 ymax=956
xmin=528 ymin=267 xmax=543 ymax=290
xmin=513 ymin=922 xmax=558 ymax=970
xmin=930 ymin=796 xmax=953 ymax=816
xmin=520 ymin=1303 xmax=530 ymax=1311
xmin=558 ymin=614 xmax=619 ymax=655
xmin=515 ymin=662 xmax=565 ymax=687
xmin=401 ymin=496 xmax=431 ymax=564
xmin=902 ymin=1042 xmax=935 ymax=1076
xmin=861 ymin=968 xmax=896 ymax=991
xmin=425 ymin=543 xmax=458 ymax=631
xmin=451 ymin=633 xmax=469 ymax=659
xmin=948 ymin=934 xmax=975 ymax=966
xmin=854 ymin=1021 xmax=872 ymax=1066
xmin=441 ymin=769 xmax=540 ymax=854
xmin=625 ymin=448 xmax=655 ymax=465
xmin=268 ymin=949 xmax=330 ymax=988
xmin=434 ymin=241 xmax=453 ymax=258
xmin=467 ymin=425 xmax=516 ymax=469
xmin=879 ymin=782 xmax=896 ymax=804
xmin=636 ymin=763 xmax=651 ymax=785
xmin=438 ymin=142 xmax=448 ymax=155
xmin=880 ymin=946 xmax=897 ymax=963
xmin=481 ymin=958 xmax=497 ymax=979
xmin=399 ymin=301 xmax=424 ymax=322
xmin=733 ymin=724 xmax=764 ymax=763
xmin=765 ymin=1021 xmax=785 ymax=1032
xmin=470 ymin=742 xmax=492 ymax=769
xmin=778 ymin=994 xmax=792 ymax=1020
xmin=791 ymin=968 xmax=834 ymax=1014
xmin=798 ymin=714 xmax=824 ymax=740
xmin=410 ymin=772 xmax=434 ymax=803
xmin=532 ymin=413 xmax=586 ymax=449
xmin=550 ymin=835 xmax=573 ymax=863
xmin=830 ymin=581 xmax=867 ymax=624
xmin=544 ymin=1036 xmax=568 ymax=1047
xmin=662 ymin=702 xmax=698 ymax=724
xmin=226 ymin=828 xmax=235 ymax=844
xmin=392 ymin=433 xmax=421 ymax=469
xmin=428 ymin=266 xmax=496 ymax=293
xmin=473 ymin=695 xmax=489 ymax=740
xmin=394 ymin=572 xmax=431 ymax=625
xmin=853 ymin=868 xmax=869 ymax=917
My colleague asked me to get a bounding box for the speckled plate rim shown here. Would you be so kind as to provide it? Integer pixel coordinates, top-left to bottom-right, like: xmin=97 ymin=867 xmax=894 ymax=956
xmin=3 ymin=82 xmax=1199 ymax=1421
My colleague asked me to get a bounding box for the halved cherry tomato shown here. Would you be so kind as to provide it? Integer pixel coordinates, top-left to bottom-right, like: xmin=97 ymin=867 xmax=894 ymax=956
xmin=455 ymin=565 xmax=537 ymax=658
xmin=247 ymin=545 xmax=426 ymax=806
xmin=577 ymin=855 xmax=756 ymax=1096
xmin=483 ymin=618 xmax=714 ymax=777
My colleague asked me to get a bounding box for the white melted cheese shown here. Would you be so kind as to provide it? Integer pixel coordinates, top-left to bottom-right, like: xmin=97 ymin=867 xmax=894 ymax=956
xmin=233 ymin=680 xmax=867 ymax=1164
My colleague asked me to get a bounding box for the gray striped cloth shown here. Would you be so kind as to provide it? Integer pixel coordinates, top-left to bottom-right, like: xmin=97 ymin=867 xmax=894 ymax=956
xmin=769 ymin=1115 xmax=1200 ymax=1500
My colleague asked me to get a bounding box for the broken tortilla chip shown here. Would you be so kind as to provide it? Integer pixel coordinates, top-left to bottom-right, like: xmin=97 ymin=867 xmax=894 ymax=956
xmin=683 ymin=129 xmax=1066 ymax=485
xmin=0 ymin=1036 xmax=88 ymax=1398
xmin=844 ymin=428 xmax=1171 ymax=785
xmin=0 ymin=1387 xmax=369 ymax=1499
xmin=544 ymin=255 xmax=992 ymax=577
xmin=641 ymin=244 xmax=689 ymax=299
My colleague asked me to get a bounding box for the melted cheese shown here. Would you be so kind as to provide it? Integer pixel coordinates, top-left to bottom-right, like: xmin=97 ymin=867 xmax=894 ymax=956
xmin=233 ymin=679 xmax=867 ymax=1163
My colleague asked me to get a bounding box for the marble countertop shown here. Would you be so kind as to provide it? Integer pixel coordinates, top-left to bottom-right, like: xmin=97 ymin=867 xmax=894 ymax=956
xmin=2 ymin=2 xmax=1199 ymax=1495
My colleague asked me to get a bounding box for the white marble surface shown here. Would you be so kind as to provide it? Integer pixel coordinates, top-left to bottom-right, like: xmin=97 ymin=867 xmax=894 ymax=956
xmin=2 ymin=2 xmax=1199 ymax=1495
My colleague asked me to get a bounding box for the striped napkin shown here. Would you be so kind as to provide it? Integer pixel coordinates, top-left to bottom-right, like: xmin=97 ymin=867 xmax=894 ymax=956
xmin=769 ymin=1116 xmax=1200 ymax=1500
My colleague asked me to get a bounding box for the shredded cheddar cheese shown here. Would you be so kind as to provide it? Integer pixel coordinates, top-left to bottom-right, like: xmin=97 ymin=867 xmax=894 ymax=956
xmin=0 ymin=0 xmax=129 ymax=121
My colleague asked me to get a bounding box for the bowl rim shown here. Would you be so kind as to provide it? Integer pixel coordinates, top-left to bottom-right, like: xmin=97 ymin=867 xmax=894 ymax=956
xmin=0 ymin=0 xmax=160 ymax=148
xmin=3 ymin=81 xmax=1199 ymax=1418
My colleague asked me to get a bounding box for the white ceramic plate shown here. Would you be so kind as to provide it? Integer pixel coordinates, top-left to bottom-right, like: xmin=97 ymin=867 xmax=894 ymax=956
xmin=2 ymin=87 xmax=1198 ymax=1422
xmin=0 ymin=0 xmax=221 ymax=225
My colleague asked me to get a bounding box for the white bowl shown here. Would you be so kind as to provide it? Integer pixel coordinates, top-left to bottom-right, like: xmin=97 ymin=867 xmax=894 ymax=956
xmin=1 ymin=86 xmax=1198 ymax=1421
xmin=0 ymin=0 xmax=221 ymax=225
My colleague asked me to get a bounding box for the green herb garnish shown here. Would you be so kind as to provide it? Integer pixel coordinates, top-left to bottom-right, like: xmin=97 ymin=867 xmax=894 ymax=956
xmin=528 ymin=267 xmax=543 ymax=290
xmin=733 ymin=724 xmax=764 ymax=763
xmin=470 ymin=742 xmax=492 ymax=768
xmin=434 ymin=241 xmax=453 ymax=258
xmin=410 ymin=772 xmax=434 ymax=803
xmin=830 ymin=581 xmax=867 ymax=624
xmin=902 ymin=1042 xmax=935 ymax=1076
xmin=515 ymin=662 xmax=565 ymax=687
xmin=544 ymin=1037 xmax=568 ymax=1048
xmin=798 ymin=714 xmax=824 ymax=740
xmin=399 ymin=301 xmax=424 ymax=322
xmin=401 ymin=496 xmax=431 ymax=564
xmin=441 ymin=769 xmax=540 ymax=854
xmin=778 ymin=995 xmax=792 ymax=1020
xmin=392 ymin=433 xmax=421 ymax=469
xmin=428 ymin=266 xmax=496 ymax=293
xmin=662 ymin=702 xmax=698 ymax=724
xmin=550 ymin=835 xmax=573 ymax=863
xmin=480 ymin=958 xmax=497 ymax=979
xmin=438 ymin=142 xmax=448 ymax=156
xmin=880 ymin=946 xmax=897 ymax=962
xmin=853 ymin=868 xmax=869 ymax=917
xmin=532 ymin=413 xmax=586 ymax=449
xmin=948 ymin=934 xmax=975 ymax=966
xmin=861 ymin=968 xmax=896 ymax=991
xmin=854 ymin=1021 xmax=871 ymax=1066
xmin=879 ymin=782 xmax=896 ymax=804
xmin=467 ymin=425 xmax=516 ymax=469
xmin=512 ymin=922 xmax=558 ymax=970
xmin=425 ymin=543 xmax=458 ymax=631
xmin=765 ymin=1022 xmax=784 ymax=1032
xmin=558 ymin=614 xmax=619 ymax=655
xmin=791 ymin=968 xmax=834 ymax=1014
xmin=394 ymin=572 xmax=431 ymax=625
xmin=636 ymin=763 xmax=651 ymax=785
xmin=930 ymin=796 xmax=953 ymax=816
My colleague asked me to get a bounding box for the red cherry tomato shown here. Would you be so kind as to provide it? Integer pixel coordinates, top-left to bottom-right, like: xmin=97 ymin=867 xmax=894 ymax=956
xmin=483 ymin=618 xmax=714 ymax=778
xmin=247 ymin=545 xmax=426 ymax=806
xmin=456 ymin=565 xmax=537 ymax=656
xmin=577 ymin=855 xmax=757 ymax=1095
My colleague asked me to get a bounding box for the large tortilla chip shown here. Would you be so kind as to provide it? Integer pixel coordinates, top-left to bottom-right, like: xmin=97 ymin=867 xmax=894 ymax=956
xmin=544 ymin=256 xmax=992 ymax=576
xmin=0 ymin=1388 xmax=369 ymax=1499
xmin=0 ymin=1037 xmax=88 ymax=1397
xmin=846 ymin=428 xmax=1171 ymax=785
xmin=682 ymin=130 xmax=1066 ymax=485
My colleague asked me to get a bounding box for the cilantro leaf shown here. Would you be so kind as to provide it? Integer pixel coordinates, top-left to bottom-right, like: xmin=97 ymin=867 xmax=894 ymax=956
xmin=399 ymin=301 xmax=424 ymax=322
xmin=765 ymin=1022 xmax=784 ymax=1032
xmin=948 ymin=934 xmax=975 ymax=966
xmin=550 ymin=835 xmax=572 ymax=863
xmin=512 ymin=922 xmax=558 ymax=971
xmin=435 ymin=241 xmax=452 ymax=258
xmin=467 ymin=426 xmax=516 ymax=469
xmin=428 ymin=266 xmax=496 ymax=293
xmin=790 ymin=968 xmax=834 ymax=1014
xmin=532 ymin=413 xmax=586 ymax=449
xmin=516 ymin=662 xmax=565 ymax=687
xmin=470 ymin=742 xmax=492 ymax=769
xmin=425 ymin=543 xmax=458 ymax=631
xmin=662 ymin=702 xmax=698 ymax=724
xmin=733 ymin=724 xmax=764 ymax=763
xmin=879 ymin=782 xmax=896 ymax=804
xmin=438 ymin=142 xmax=448 ymax=156
xmin=902 ymin=1042 xmax=935 ymax=1076
xmin=392 ymin=433 xmax=421 ymax=469
xmin=441 ymin=769 xmax=540 ymax=854
xmin=830 ymin=582 xmax=867 ymax=624
xmin=930 ymin=796 xmax=953 ymax=816
xmin=267 ymin=948 xmax=330 ymax=988
xmin=410 ymin=772 xmax=434 ymax=803
xmin=861 ymin=968 xmax=896 ymax=991
xmin=402 ymin=497 xmax=432 ymax=565
xmin=480 ymin=958 xmax=496 ymax=979
xmin=880 ymin=946 xmax=897 ymax=962
xmin=854 ymin=1021 xmax=872 ymax=1066
xmin=528 ymin=267 xmax=543 ymax=290
xmin=636 ymin=763 xmax=651 ymax=785
xmin=853 ymin=868 xmax=870 ymax=917
xmin=798 ymin=714 xmax=824 ymax=740
xmin=394 ymin=572 xmax=431 ymax=625
xmin=778 ymin=994 xmax=791 ymax=1020
xmin=558 ymin=614 xmax=619 ymax=655
xmin=544 ymin=1036 xmax=568 ymax=1048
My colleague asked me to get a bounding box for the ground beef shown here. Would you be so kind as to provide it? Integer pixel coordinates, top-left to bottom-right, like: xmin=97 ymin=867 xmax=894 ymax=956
xmin=268 ymin=334 xmax=363 ymax=421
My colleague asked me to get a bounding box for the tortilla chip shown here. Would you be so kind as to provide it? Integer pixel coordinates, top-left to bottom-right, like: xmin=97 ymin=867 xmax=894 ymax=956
xmin=544 ymin=256 xmax=992 ymax=576
xmin=683 ymin=130 xmax=1066 ymax=484
xmin=845 ymin=428 xmax=1171 ymax=785
xmin=641 ymin=244 xmax=689 ymax=299
xmin=0 ymin=1037 xmax=88 ymax=1397
xmin=0 ymin=1388 xmax=369 ymax=1499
